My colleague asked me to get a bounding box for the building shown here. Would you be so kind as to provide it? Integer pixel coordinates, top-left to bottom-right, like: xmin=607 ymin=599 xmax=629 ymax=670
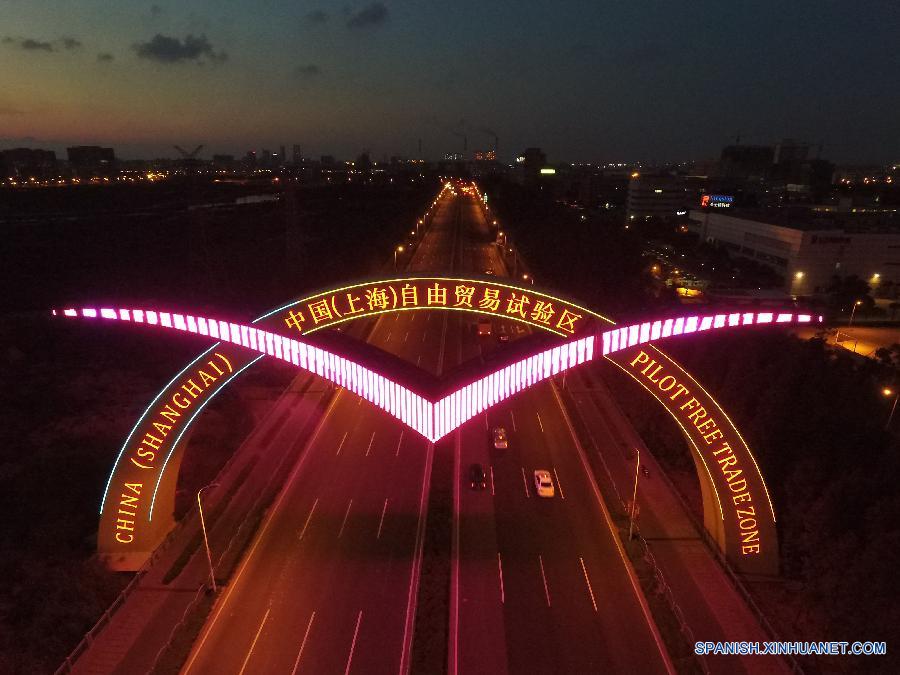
xmin=626 ymin=173 xmax=694 ymax=222
xmin=718 ymin=145 xmax=774 ymax=180
xmin=67 ymin=146 xmax=116 ymax=177
xmin=292 ymin=145 xmax=302 ymax=165
xmin=474 ymin=149 xmax=496 ymax=162
xmin=0 ymin=148 xmax=58 ymax=180
xmin=688 ymin=208 xmax=900 ymax=296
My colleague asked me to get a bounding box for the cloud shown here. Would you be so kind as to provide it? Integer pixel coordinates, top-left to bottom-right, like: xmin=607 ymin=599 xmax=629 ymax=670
xmin=133 ymin=33 xmax=226 ymax=64
xmin=305 ymin=9 xmax=328 ymax=23
xmin=150 ymin=4 xmax=163 ymax=17
xmin=97 ymin=52 xmax=114 ymax=62
xmin=3 ymin=36 xmax=55 ymax=51
xmin=294 ymin=63 xmax=321 ymax=78
xmin=61 ymin=37 xmax=82 ymax=50
xmin=346 ymin=2 xmax=388 ymax=29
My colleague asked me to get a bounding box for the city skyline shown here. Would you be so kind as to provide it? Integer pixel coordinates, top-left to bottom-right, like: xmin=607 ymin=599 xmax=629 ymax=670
xmin=2 ymin=1 xmax=898 ymax=163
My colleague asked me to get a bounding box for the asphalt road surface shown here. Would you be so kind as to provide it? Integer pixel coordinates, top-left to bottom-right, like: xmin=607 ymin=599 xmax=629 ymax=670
xmin=183 ymin=187 xmax=670 ymax=674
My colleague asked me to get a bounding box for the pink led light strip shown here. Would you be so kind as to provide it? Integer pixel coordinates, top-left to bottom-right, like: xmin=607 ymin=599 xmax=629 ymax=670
xmin=56 ymin=307 xmax=593 ymax=443
xmin=600 ymin=311 xmax=821 ymax=356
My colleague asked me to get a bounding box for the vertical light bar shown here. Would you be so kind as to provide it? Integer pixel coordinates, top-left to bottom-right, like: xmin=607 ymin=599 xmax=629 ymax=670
xmin=757 ymin=312 xmax=774 ymax=324
xmin=776 ymin=313 xmax=792 ymax=323
xmin=100 ymin=308 xmax=117 ymax=319
xmin=602 ymin=331 xmax=611 ymax=355
xmin=728 ymin=313 xmax=740 ymax=326
xmin=628 ymin=324 xmax=639 ymax=347
xmin=119 ymin=309 xmax=131 ymax=321
xmin=713 ymin=314 xmax=726 ymax=329
xmin=650 ymin=320 xmax=661 ymax=340
xmin=551 ymin=346 xmax=561 ymax=375
xmin=661 ymin=318 xmax=673 ymax=337
xmin=160 ymin=312 xmax=172 ymax=327
xmin=186 ymin=315 xmax=198 ymax=333
xmin=173 ymin=314 xmax=186 ymax=331
xmin=742 ymin=312 xmax=755 ymax=325
xmin=610 ymin=329 xmax=619 ymax=353
xmin=639 ymin=322 xmax=651 ymax=343
xmin=684 ymin=316 xmax=699 ymax=333
xmin=585 ymin=335 xmax=594 ymax=362
xmin=698 ymin=316 xmax=713 ymax=331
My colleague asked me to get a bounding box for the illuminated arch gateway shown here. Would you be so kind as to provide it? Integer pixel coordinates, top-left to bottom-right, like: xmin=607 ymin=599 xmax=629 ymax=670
xmin=54 ymin=277 xmax=817 ymax=575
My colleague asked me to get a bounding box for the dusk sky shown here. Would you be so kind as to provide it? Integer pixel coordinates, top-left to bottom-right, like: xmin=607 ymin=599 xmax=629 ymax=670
xmin=1 ymin=1 xmax=898 ymax=163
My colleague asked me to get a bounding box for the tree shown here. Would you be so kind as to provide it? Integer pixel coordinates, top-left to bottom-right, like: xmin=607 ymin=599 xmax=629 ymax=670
xmin=827 ymin=274 xmax=873 ymax=312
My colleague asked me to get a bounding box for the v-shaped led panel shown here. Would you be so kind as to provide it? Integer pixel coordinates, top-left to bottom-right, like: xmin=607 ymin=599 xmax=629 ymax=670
xmin=54 ymin=306 xmax=817 ymax=443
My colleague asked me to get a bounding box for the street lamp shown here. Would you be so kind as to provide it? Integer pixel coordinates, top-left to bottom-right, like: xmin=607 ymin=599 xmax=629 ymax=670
xmin=394 ymin=245 xmax=404 ymax=270
xmin=522 ymin=273 xmax=534 ymax=286
xmin=628 ymin=449 xmax=640 ymax=540
xmin=836 ymin=300 xmax=863 ymax=345
xmin=197 ymin=482 xmax=220 ymax=593
xmin=884 ymin=388 xmax=899 ymax=430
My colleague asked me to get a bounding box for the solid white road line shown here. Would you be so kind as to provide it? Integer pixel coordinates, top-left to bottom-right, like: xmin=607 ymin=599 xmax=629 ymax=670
xmin=290 ymin=611 xmax=316 ymax=675
xmin=521 ymin=467 xmax=530 ymax=498
xmin=237 ymin=607 xmax=270 ymax=675
xmin=448 ymin=431 xmax=462 ymax=675
xmin=399 ymin=442 xmax=435 ymax=675
xmin=366 ymin=431 xmax=375 ymax=457
xmin=580 ymin=557 xmax=598 ymax=612
xmin=298 ymin=498 xmax=319 ymax=541
xmin=510 ymin=410 xmax=517 ymax=432
xmin=338 ymin=499 xmax=353 ymax=539
xmin=336 ymin=431 xmax=349 ymax=455
xmin=538 ymin=555 xmax=551 ymax=607
xmin=497 ymin=553 xmax=505 ymax=604
xmin=553 ymin=467 xmax=566 ymax=500
xmin=536 ymin=412 xmax=544 ymax=433
xmin=421 ymin=331 xmax=426 ymax=342
xmin=386 ymin=330 xmax=392 ymax=342
xmin=404 ymin=331 xmax=409 ymax=343
xmin=395 ymin=430 xmax=404 ymax=457
xmin=377 ymin=498 xmax=389 ymax=539
xmin=490 ymin=465 xmax=495 ymax=496
xmin=344 ymin=610 xmax=363 ymax=675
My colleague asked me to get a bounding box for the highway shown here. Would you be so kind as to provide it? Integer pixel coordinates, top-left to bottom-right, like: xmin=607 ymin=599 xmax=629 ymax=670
xmin=183 ymin=186 xmax=671 ymax=674
xmin=183 ymin=188 xmax=461 ymax=674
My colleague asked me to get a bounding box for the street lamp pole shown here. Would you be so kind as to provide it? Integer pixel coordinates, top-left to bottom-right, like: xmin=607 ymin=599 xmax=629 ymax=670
xmin=885 ymin=388 xmax=899 ymax=430
xmin=836 ymin=300 xmax=862 ymax=345
xmin=394 ymin=245 xmax=404 ymax=271
xmin=197 ymin=483 xmax=219 ymax=593
xmin=628 ymin=449 xmax=640 ymax=540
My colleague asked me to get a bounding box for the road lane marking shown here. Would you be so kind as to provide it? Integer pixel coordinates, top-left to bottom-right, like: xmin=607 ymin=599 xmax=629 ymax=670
xmin=521 ymin=467 xmax=530 ymax=498
xmin=357 ymin=396 xmax=363 ymax=406
xmin=404 ymin=331 xmax=409 ymax=343
xmin=365 ymin=431 xmax=375 ymax=457
xmin=182 ymin=390 xmax=346 ymax=675
xmin=399 ymin=442 xmax=435 ymax=675
xmin=336 ymin=431 xmax=349 ymax=455
xmin=338 ymin=499 xmax=353 ymax=538
xmin=484 ymin=412 xmax=488 ymax=431
xmin=237 ymin=607 xmax=270 ymax=675
xmin=580 ymin=557 xmax=599 ymax=612
xmin=298 ymin=498 xmax=319 ymax=541
xmin=376 ymin=498 xmax=390 ymax=539
xmin=290 ymin=611 xmax=316 ymax=675
xmin=490 ymin=465 xmax=495 ymax=495
xmin=395 ymin=430 xmax=404 ymax=457
xmin=536 ymin=412 xmax=544 ymax=433
xmin=421 ymin=332 xmax=426 ymax=342
xmin=386 ymin=330 xmax=392 ymax=341
xmin=497 ymin=553 xmax=505 ymax=604
xmin=553 ymin=467 xmax=566 ymax=500
xmin=510 ymin=410 xmax=517 ymax=432
xmin=344 ymin=610 xmax=363 ymax=675
xmin=538 ymin=555 xmax=551 ymax=607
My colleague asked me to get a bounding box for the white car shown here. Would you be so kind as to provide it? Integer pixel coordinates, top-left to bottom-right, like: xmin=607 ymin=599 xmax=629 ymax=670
xmin=533 ymin=470 xmax=555 ymax=498
xmin=492 ymin=426 xmax=508 ymax=449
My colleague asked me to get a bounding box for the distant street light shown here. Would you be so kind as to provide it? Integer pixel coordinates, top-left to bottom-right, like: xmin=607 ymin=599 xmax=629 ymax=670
xmin=836 ymin=300 xmax=863 ymax=345
xmin=629 ymin=449 xmax=640 ymax=541
xmin=394 ymin=245 xmax=405 ymax=270
xmin=522 ymin=273 xmax=534 ymax=286
xmin=197 ymin=482 xmax=220 ymax=593
xmin=884 ymin=388 xmax=899 ymax=430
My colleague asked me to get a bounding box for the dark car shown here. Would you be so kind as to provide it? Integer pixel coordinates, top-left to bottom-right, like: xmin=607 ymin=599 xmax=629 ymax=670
xmin=469 ymin=463 xmax=487 ymax=489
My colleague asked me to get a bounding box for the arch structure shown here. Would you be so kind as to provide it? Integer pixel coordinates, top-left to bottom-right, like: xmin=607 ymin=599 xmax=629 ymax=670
xmin=53 ymin=277 xmax=818 ymax=575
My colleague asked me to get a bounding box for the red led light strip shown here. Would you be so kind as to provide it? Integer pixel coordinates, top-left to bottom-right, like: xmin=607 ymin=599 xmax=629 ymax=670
xmin=55 ymin=306 xmax=816 ymax=442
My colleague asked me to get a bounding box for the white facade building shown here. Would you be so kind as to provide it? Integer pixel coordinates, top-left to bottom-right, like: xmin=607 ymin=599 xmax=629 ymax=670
xmin=688 ymin=210 xmax=900 ymax=296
